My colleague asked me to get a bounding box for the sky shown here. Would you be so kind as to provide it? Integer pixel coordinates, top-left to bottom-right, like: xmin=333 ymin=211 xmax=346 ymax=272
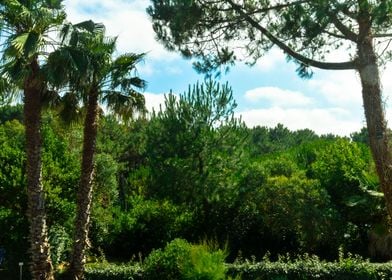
xmin=63 ymin=0 xmax=392 ymax=136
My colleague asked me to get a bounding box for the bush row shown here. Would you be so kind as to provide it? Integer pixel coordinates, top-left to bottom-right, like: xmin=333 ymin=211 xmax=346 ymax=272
xmin=85 ymin=263 xmax=143 ymax=280
xmin=83 ymin=242 xmax=392 ymax=280
xmin=227 ymin=257 xmax=392 ymax=280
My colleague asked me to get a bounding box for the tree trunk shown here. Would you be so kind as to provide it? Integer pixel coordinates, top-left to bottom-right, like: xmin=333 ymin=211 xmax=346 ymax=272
xmin=24 ymin=60 xmax=54 ymax=280
xmin=70 ymin=90 xmax=99 ymax=280
xmin=357 ymin=17 xmax=392 ymax=221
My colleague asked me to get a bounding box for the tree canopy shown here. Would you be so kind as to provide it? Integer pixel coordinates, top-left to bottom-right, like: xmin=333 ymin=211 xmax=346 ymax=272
xmin=148 ymin=0 xmax=392 ymax=75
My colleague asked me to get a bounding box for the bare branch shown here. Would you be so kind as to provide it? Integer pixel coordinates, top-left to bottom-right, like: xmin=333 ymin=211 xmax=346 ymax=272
xmin=330 ymin=14 xmax=358 ymax=42
xmin=198 ymin=0 xmax=311 ymax=14
xmin=323 ymin=30 xmax=348 ymax=40
xmin=374 ymin=33 xmax=392 ymax=38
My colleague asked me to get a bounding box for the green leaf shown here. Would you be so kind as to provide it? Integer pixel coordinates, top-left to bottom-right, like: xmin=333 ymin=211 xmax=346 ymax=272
xmin=344 ymin=195 xmax=367 ymax=207
xmin=11 ymin=33 xmax=29 ymax=54
xmin=23 ymin=31 xmax=41 ymax=57
xmin=67 ymin=48 xmax=89 ymax=74
xmin=366 ymin=189 xmax=384 ymax=198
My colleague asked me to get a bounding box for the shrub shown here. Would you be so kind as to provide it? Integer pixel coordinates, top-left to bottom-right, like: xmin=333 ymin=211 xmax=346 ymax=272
xmin=48 ymin=225 xmax=71 ymax=267
xmin=143 ymin=238 xmax=229 ymax=280
xmin=143 ymin=239 xmax=189 ymax=280
xmin=182 ymin=240 xmax=228 ymax=280
xmin=84 ymin=262 xmax=143 ymax=280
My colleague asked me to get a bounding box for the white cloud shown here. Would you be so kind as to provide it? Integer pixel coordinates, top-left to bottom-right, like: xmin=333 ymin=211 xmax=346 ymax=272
xmin=380 ymin=65 xmax=392 ymax=109
xmin=304 ymin=63 xmax=392 ymax=125
xmin=143 ymin=92 xmax=166 ymax=113
xmin=143 ymin=92 xmax=181 ymax=114
xmin=244 ymin=87 xmax=313 ymax=108
xmin=64 ymin=0 xmax=179 ymax=61
xmin=253 ymin=47 xmax=286 ymax=72
xmin=138 ymin=63 xmax=155 ymax=77
xmin=322 ymin=42 xmax=356 ymax=62
xmin=308 ymin=70 xmax=362 ymax=108
xmin=238 ymin=62 xmax=392 ymax=135
xmin=237 ymin=107 xmax=362 ymax=136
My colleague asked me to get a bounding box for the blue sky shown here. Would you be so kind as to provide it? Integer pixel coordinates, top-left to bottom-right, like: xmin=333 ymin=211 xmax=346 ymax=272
xmin=63 ymin=0 xmax=392 ymax=136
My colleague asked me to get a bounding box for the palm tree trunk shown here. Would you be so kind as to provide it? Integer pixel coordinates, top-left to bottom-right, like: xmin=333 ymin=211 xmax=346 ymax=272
xmin=70 ymin=90 xmax=99 ymax=280
xmin=24 ymin=60 xmax=54 ymax=280
xmin=357 ymin=16 xmax=392 ymax=221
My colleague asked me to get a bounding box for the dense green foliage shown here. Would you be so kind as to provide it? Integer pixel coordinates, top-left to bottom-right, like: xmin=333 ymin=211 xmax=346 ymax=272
xmin=143 ymin=239 xmax=228 ymax=280
xmin=0 ymin=80 xmax=388 ymax=277
xmin=2 ymin=1 xmax=392 ymax=279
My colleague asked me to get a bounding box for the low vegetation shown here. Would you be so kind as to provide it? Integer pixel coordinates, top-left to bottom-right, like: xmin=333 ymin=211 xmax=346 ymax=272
xmin=81 ymin=250 xmax=392 ymax=280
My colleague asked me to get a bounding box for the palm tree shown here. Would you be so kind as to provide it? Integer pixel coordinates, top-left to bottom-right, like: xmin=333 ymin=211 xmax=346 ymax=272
xmin=49 ymin=22 xmax=146 ymax=279
xmin=0 ymin=1 xmax=65 ymax=279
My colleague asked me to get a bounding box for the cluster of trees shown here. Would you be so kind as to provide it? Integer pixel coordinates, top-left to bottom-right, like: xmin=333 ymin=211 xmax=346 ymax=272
xmin=147 ymin=0 xmax=392 ymax=224
xmin=0 ymin=0 xmax=145 ymax=279
xmin=0 ymin=79 xmax=388 ymax=279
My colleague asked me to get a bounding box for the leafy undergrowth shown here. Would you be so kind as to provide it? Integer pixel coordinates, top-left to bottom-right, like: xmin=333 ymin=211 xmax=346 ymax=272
xmin=82 ymin=243 xmax=392 ymax=280
xmin=85 ymin=262 xmax=143 ymax=280
xmin=227 ymin=254 xmax=392 ymax=280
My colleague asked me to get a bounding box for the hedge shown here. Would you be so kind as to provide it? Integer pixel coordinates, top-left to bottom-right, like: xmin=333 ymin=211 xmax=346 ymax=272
xmin=82 ymin=255 xmax=392 ymax=280
xmin=85 ymin=263 xmax=143 ymax=280
xmin=227 ymin=257 xmax=392 ymax=280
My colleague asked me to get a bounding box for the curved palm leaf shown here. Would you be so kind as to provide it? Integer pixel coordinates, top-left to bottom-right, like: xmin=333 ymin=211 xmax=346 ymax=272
xmin=0 ymin=74 xmax=21 ymax=104
xmin=102 ymin=89 xmax=146 ymax=121
xmin=59 ymin=91 xmax=83 ymax=124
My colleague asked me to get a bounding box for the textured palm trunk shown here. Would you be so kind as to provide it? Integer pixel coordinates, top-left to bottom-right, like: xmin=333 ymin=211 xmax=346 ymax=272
xmin=357 ymin=16 xmax=392 ymax=220
xmin=24 ymin=60 xmax=54 ymax=280
xmin=70 ymin=90 xmax=99 ymax=280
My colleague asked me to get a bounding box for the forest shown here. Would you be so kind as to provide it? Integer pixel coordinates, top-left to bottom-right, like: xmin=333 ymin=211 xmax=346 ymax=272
xmin=2 ymin=0 xmax=392 ymax=279
xmin=0 ymin=86 xmax=391 ymax=279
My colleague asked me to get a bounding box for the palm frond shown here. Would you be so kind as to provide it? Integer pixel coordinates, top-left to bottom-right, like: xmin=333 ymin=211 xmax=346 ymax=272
xmin=116 ymin=77 xmax=147 ymax=92
xmin=23 ymin=31 xmax=42 ymax=58
xmin=52 ymin=18 xmax=147 ymax=122
xmin=60 ymin=20 xmax=105 ymax=47
xmin=1 ymin=59 xmax=27 ymax=81
xmin=0 ymin=0 xmax=67 ymax=88
xmin=11 ymin=33 xmax=29 ymax=55
xmin=59 ymin=91 xmax=83 ymax=124
xmin=0 ymin=74 xmax=21 ymax=104
xmin=59 ymin=22 xmax=72 ymax=43
xmin=73 ymin=20 xmax=105 ymax=34
xmin=112 ymin=53 xmax=145 ymax=73
xmin=41 ymin=88 xmax=60 ymax=108
xmin=102 ymin=90 xmax=146 ymax=121
xmin=66 ymin=47 xmax=89 ymax=73
xmin=110 ymin=53 xmax=146 ymax=91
